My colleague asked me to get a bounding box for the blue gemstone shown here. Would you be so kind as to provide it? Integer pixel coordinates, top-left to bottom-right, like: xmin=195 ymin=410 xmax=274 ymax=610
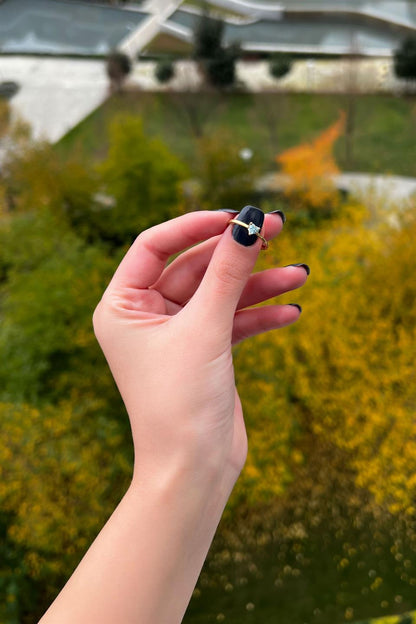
xmin=247 ymin=222 xmax=260 ymax=236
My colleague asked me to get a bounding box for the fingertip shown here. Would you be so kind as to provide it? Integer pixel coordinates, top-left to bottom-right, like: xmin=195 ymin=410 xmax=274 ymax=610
xmin=267 ymin=209 xmax=286 ymax=224
xmin=285 ymin=263 xmax=310 ymax=276
xmin=263 ymin=212 xmax=285 ymax=241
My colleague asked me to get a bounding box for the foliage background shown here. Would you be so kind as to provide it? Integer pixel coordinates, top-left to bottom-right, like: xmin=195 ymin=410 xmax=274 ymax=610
xmin=1 ymin=93 xmax=416 ymax=624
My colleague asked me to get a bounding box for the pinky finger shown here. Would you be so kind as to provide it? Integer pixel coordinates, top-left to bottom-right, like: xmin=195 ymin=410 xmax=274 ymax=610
xmin=232 ymin=304 xmax=302 ymax=345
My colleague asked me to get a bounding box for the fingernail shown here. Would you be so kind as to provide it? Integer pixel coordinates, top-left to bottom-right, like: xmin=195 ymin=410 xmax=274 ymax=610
xmin=288 ymin=303 xmax=302 ymax=313
xmin=216 ymin=209 xmax=239 ymax=213
xmin=285 ymin=263 xmax=310 ymax=275
xmin=268 ymin=209 xmax=286 ymax=224
xmin=231 ymin=205 xmax=264 ymax=247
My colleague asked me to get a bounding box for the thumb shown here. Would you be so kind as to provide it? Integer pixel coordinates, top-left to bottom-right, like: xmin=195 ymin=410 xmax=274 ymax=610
xmin=186 ymin=206 xmax=265 ymax=336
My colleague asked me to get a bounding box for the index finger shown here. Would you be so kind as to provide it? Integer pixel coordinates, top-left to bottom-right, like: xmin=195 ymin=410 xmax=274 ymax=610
xmin=108 ymin=211 xmax=231 ymax=290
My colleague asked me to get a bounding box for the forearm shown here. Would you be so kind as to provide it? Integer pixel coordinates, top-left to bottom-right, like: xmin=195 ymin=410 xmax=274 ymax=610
xmin=39 ymin=460 xmax=236 ymax=624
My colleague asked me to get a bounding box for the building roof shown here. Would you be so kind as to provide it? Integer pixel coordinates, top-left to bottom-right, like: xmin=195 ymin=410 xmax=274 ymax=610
xmin=0 ymin=0 xmax=146 ymax=55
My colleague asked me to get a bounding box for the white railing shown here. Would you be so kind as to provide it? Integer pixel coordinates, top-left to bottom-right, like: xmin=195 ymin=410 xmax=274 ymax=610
xmin=205 ymin=0 xmax=283 ymax=20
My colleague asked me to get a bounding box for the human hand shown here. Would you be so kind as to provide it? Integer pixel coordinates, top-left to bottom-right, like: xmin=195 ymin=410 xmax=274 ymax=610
xmin=93 ymin=207 xmax=308 ymax=490
xmin=40 ymin=207 xmax=309 ymax=624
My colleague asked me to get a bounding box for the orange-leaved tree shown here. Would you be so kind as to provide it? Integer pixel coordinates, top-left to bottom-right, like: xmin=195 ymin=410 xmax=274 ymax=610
xmin=276 ymin=111 xmax=345 ymax=215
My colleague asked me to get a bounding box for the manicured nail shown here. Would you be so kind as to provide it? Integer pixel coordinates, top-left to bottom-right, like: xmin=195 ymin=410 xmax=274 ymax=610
xmin=289 ymin=303 xmax=302 ymax=313
xmin=231 ymin=205 xmax=265 ymax=247
xmin=267 ymin=209 xmax=286 ymax=224
xmin=285 ymin=263 xmax=310 ymax=275
xmin=216 ymin=209 xmax=239 ymax=213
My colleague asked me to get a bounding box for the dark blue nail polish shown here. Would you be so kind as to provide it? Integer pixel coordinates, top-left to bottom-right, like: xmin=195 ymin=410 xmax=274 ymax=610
xmin=268 ymin=209 xmax=286 ymax=224
xmin=231 ymin=205 xmax=264 ymax=247
xmin=289 ymin=303 xmax=302 ymax=313
xmin=285 ymin=263 xmax=310 ymax=275
xmin=216 ymin=209 xmax=239 ymax=213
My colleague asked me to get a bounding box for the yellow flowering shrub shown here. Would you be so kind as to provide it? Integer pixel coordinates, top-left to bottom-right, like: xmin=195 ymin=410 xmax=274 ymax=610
xmin=354 ymin=612 xmax=416 ymax=624
xmin=192 ymin=201 xmax=416 ymax=624
xmin=0 ymin=401 xmax=131 ymax=620
xmin=234 ymin=201 xmax=416 ymax=516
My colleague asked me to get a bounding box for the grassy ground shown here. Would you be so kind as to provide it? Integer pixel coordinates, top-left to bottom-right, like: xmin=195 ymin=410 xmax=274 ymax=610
xmin=181 ymin=507 xmax=416 ymax=624
xmin=57 ymin=90 xmax=416 ymax=178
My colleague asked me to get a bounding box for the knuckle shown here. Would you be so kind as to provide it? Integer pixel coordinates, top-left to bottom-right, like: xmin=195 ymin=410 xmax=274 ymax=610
xmin=135 ymin=230 xmax=148 ymax=246
xmin=136 ymin=228 xmax=164 ymax=261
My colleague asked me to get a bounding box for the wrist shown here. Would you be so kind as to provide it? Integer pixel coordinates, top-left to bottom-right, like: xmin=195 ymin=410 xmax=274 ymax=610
xmin=130 ymin=449 xmax=237 ymax=516
xmin=130 ymin=419 xmax=243 ymax=503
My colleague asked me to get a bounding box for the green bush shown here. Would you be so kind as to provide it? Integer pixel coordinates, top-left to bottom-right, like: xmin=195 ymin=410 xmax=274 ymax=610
xmin=394 ymin=36 xmax=416 ymax=81
xmin=269 ymin=54 xmax=292 ymax=79
xmin=155 ymin=59 xmax=175 ymax=84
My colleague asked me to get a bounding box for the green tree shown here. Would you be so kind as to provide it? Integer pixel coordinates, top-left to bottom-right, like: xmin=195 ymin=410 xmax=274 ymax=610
xmin=193 ymin=9 xmax=238 ymax=90
xmin=154 ymin=59 xmax=175 ymax=84
xmin=97 ymin=114 xmax=187 ymax=242
xmin=0 ymin=141 xmax=102 ymax=238
xmin=394 ymin=37 xmax=416 ymax=83
xmin=193 ymin=9 xmax=224 ymax=60
xmin=206 ymin=43 xmax=239 ymax=90
xmin=269 ymin=53 xmax=292 ymax=80
xmin=0 ymin=209 xmax=120 ymax=411
xmin=106 ymin=50 xmax=132 ymax=93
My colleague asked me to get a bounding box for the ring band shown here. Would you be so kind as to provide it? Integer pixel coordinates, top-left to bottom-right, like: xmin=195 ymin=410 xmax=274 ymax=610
xmin=229 ymin=219 xmax=268 ymax=250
